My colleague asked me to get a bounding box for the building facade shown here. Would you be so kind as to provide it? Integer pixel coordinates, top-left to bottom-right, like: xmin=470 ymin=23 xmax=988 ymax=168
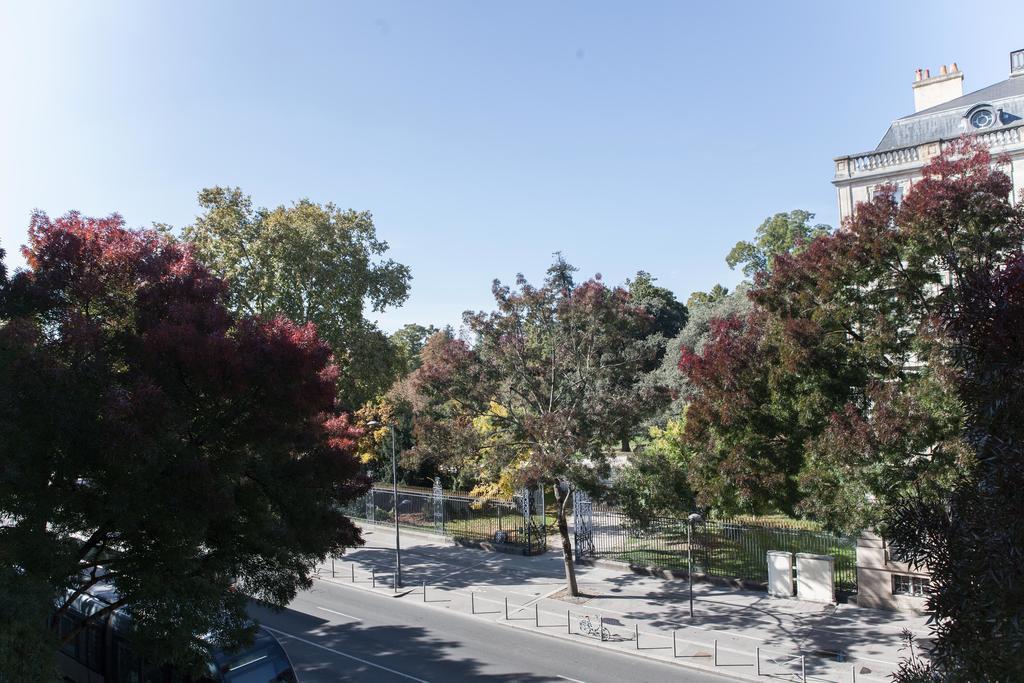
xmin=855 ymin=531 xmax=930 ymax=612
xmin=834 ymin=49 xmax=1024 ymax=223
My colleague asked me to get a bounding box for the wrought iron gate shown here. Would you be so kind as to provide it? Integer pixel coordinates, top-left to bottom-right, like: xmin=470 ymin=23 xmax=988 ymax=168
xmin=514 ymin=486 xmax=548 ymax=554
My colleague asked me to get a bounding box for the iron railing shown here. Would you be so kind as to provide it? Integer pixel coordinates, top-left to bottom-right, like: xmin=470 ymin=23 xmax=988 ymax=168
xmin=341 ymin=485 xmax=548 ymax=553
xmin=583 ymin=503 xmax=857 ymax=593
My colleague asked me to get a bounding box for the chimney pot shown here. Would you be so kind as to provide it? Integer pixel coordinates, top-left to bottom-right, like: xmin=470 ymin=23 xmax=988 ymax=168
xmin=912 ymin=62 xmax=964 ymax=112
xmin=915 ymin=68 xmax=923 ymax=82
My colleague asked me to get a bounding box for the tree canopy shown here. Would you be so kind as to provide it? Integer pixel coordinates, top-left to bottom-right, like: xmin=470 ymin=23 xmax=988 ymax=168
xmin=406 ymin=259 xmax=656 ymax=594
xmin=0 ymin=212 xmax=368 ymax=677
xmin=674 ymin=159 xmax=1017 ymax=526
xmin=184 ymin=187 xmax=412 ymax=409
xmin=725 ymin=209 xmax=832 ymax=279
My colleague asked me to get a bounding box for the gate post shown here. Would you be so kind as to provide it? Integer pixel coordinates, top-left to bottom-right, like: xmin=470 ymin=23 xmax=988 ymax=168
xmin=366 ymin=488 xmax=375 ymax=524
xmin=432 ymin=477 xmax=444 ymax=536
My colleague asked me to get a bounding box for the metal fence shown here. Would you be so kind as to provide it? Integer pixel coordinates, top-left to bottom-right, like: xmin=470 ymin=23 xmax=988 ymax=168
xmin=580 ymin=502 xmax=857 ymax=593
xmin=341 ymin=481 xmax=548 ymax=554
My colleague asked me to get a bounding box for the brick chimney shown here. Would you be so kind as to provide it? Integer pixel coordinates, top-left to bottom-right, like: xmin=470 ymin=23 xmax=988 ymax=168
xmin=912 ymin=62 xmax=964 ymax=112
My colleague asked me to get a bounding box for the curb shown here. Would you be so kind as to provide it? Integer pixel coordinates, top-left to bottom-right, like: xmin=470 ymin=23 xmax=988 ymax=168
xmin=316 ymin=571 xmax=416 ymax=598
xmin=492 ymin=611 xmax=765 ymax=683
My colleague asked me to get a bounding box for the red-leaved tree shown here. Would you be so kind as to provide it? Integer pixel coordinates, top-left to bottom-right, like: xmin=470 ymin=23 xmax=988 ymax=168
xmin=0 ymin=212 xmax=368 ymax=677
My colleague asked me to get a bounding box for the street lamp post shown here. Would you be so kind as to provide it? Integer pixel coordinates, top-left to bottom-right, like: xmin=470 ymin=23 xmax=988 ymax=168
xmin=687 ymin=512 xmax=703 ymax=619
xmin=368 ymin=420 xmax=402 ymax=588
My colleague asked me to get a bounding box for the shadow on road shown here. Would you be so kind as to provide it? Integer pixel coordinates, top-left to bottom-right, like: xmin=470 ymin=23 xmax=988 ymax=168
xmin=249 ymin=601 xmax=552 ymax=682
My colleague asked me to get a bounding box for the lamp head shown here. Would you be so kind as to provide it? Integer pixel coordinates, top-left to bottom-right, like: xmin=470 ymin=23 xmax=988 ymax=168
xmin=687 ymin=513 xmax=704 ymax=524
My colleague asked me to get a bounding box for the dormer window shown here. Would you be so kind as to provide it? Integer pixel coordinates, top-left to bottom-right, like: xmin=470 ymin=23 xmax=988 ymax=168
xmin=967 ymin=105 xmax=996 ymax=129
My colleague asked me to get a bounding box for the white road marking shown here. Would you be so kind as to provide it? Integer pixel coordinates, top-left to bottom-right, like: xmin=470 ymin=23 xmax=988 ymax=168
xmin=261 ymin=625 xmax=430 ymax=682
xmin=316 ymin=605 xmax=360 ymax=620
xmin=557 ymin=676 xmax=588 ymax=683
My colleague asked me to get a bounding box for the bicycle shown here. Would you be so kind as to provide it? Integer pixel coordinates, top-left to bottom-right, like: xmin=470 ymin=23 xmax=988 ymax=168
xmin=577 ymin=615 xmax=611 ymax=641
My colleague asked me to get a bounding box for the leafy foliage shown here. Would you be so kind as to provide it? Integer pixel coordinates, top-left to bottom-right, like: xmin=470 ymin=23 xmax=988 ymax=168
xmin=686 ymin=283 xmax=730 ymax=309
xmin=184 ymin=187 xmax=411 ymax=409
xmin=883 ymin=144 xmax=1024 ymax=681
xmin=407 ymin=258 xmax=656 ymax=594
xmin=610 ymin=417 xmax=694 ymax=528
xmin=675 ymin=145 xmax=1024 ymax=528
xmin=0 ymin=212 xmax=368 ymax=677
xmin=726 ymin=209 xmax=832 ymax=279
xmin=390 ymin=323 xmax=446 ymax=375
xmin=647 ymin=283 xmax=754 ymax=422
xmin=626 ymin=271 xmax=688 ymax=344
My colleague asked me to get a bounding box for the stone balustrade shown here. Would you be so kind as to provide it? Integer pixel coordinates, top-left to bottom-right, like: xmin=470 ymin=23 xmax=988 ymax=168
xmin=972 ymin=125 xmax=1022 ymax=149
xmin=852 ymin=146 xmax=919 ymax=172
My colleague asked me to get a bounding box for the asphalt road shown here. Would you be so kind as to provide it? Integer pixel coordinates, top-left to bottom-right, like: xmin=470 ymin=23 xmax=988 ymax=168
xmin=250 ymin=579 xmax=740 ymax=683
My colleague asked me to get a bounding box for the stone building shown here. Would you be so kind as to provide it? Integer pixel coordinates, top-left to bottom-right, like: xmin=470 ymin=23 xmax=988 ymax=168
xmin=834 ymin=49 xmax=1024 ymax=223
xmin=855 ymin=531 xmax=930 ymax=612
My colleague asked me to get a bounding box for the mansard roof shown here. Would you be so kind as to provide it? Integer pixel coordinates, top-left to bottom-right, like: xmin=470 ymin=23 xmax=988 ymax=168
xmin=875 ymin=75 xmax=1024 ymax=151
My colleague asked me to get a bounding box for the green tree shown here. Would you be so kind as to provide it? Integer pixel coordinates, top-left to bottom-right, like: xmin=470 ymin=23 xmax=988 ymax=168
xmin=626 ymin=271 xmax=688 ymax=344
xmin=184 ymin=187 xmax=412 ymax=409
xmin=646 ymin=283 xmax=753 ymax=420
xmin=726 ymin=209 xmax=831 ymax=279
xmin=686 ymin=283 xmax=730 ymax=309
xmin=611 ymin=416 xmax=694 ymax=528
xmin=390 ymin=323 xmax=444 ymax=375
xmin=407 ymin=260 xmax=656 ymax=595
xmin=0 ymin=212 xmax=367 ymax=678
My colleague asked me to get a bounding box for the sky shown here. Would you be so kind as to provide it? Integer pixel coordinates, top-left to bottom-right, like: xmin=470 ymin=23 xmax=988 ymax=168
xmin=2 ymin=2 xmax=1023 ymax=333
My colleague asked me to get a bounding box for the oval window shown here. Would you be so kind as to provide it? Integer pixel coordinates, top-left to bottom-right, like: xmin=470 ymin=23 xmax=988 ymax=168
xmin=969 ymin=108 xmax=995 ymax=129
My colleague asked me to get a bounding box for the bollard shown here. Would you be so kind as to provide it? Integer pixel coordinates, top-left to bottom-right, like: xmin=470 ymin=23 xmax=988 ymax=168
xmin=371 ymin=570 xmax=376 ymax=588
xmin=801 ymin=654 xmax=806 ymax=682
xmin=351 ymin=563 xmax=355 ymax=583
xmin=567 ymin=609 xmax=571 ymax=634
xmin=852 ymin=664 xmax=856 ymax=683
xmin=504 ymin=597 xmax=508 ymax=620
xmin=673 ymin=630 xmax=676 ymax=657
xmin=393 ymin=572 xmax=397 ymax=593
xmin=331 ymin=558 xmax=335 ymax=578
xmin=535 ymin=603 xmax=539 ymax=627
xmin=635 ymin=624 xmax=639 ymax=650
xmin=714 ymin=639 xmax=718 ymax=666
xmin=471 ymin=592 xmax=475 ymax=614
xmin=599 ymin=616 xmax=605 ymax=642
xmin=423 ymin=581 xmax=427 ymax=602
xmin=756 ymin=646 xmax=760 ymax=675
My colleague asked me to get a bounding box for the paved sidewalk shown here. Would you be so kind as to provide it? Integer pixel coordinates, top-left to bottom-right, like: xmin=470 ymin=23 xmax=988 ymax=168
xmin=314 ymin=525 xmax=929 ymax=682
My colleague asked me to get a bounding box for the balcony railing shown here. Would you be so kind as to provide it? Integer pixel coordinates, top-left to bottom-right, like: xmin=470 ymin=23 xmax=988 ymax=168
xmin=973 ymin=125 xmax=1022 ymax=149
xmin=852 ymin=146 xmax=919 ymax=173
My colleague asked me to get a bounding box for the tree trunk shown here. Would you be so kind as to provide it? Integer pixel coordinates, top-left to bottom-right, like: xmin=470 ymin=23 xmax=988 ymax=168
xmin=620 ymin=436 xmax=631 ymax=452
xmin=553 ymin=482 xmax=580 ymax=597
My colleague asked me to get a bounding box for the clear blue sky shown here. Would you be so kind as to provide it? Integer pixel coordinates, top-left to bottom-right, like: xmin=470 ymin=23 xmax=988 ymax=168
xmin=2 ymin=2 xmax=1022 ymax=332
